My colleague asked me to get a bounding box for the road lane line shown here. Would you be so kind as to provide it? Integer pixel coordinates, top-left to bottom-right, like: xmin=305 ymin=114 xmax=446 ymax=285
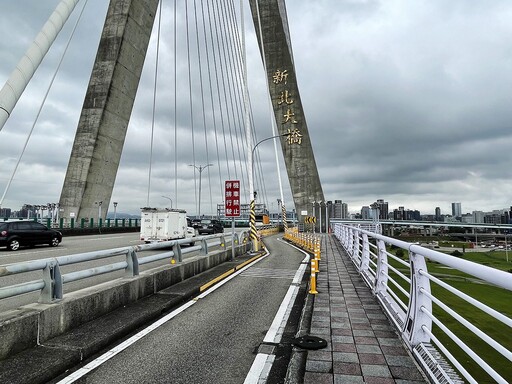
xmin=56 ymin=300 xmax=196 ymax=384
xmin=244 ymin=239 xmax=310 ymax=383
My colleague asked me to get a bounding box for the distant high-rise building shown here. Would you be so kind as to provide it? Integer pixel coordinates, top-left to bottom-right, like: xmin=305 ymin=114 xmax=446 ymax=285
xmin=451 ymin=203 xmax=462 ymax=219
xmin=333 ymin=200 xmax=342 ymax=218
xmin=374 ymin=199 xmax=389 ymax=220
xmin=0 ymin=208 xmax=11 ymax=218
xmin=461 ymin=213 xmax=474 ymax=223
xmin=361 ymin=206 xmax=371 ymax=220
xmin=341 ymin=203 xmax=348 ymax=219
xmin=435 ymin=207 xmax=441 ymax=221
xmin=473 ymin=211 xmax=485 ymax=223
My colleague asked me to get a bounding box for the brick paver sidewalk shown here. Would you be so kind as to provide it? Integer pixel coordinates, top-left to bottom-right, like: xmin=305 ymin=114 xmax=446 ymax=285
xmin=303 ymin=234 xmax=427 ymax=384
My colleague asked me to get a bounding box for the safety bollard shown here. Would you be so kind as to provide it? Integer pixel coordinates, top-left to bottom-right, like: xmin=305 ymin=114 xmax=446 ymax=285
xmin=315 ymin=239 xmax=321 ymax=260
xmin=309 ymin=258 xmax=318 ymax=294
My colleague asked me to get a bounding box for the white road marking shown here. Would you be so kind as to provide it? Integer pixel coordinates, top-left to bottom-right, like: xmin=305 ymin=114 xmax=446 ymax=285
xmin=244 ymin=238 xmax=311 ymax=383
xmin=56 ymin=300 xmax=196 ymax=384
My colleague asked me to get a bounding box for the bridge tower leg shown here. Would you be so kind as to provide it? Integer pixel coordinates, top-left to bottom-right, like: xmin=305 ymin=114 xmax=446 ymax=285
xmin=59 ymin=0 xmax=159 ymax=223
xmin=249 ymin=0 xmax=325 ymax=230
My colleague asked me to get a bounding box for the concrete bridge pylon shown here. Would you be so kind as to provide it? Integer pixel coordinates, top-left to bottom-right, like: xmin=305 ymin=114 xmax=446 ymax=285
xmin=249 ymin=0 xmax=325 ymax=229
xmin=59 ymin=0 xmax=159 ymax=223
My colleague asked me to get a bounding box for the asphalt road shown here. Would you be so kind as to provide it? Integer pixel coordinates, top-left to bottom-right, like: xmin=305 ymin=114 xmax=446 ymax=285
xmin=0 ymin=231 xmax=239 ymax=313
xmin=54 ymin=236 xmax=307 ymax=384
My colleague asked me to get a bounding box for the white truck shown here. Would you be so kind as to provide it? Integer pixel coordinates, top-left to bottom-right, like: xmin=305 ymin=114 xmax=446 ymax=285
xmin=140 ymin=208 xmax=196 ymax=245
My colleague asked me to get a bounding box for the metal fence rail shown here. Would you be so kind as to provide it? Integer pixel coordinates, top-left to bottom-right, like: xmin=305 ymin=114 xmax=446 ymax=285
xmin=333 ymin=223 xmax=512 ymax=384
xmin=0 ymin=231 xmax=248 ymax=304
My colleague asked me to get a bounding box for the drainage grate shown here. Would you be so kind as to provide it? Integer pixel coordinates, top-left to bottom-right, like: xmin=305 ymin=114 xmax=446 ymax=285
xmin=413 ymin=343 xmax=465 ymax=384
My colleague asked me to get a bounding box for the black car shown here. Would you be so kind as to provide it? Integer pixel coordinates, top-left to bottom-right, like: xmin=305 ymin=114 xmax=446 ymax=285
xmin=191 ymin=218 xmax=202 ymax=229
xmin=0 ymin=221 xmax=62 ymax=251
xmin=197 ymin=219 xmax=224 ymax=235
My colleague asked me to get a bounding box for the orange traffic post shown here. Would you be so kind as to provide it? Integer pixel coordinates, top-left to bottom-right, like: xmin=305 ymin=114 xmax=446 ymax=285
xmin=315 ymin=238 xmax=321 ymax=260
xmin=309 ymin=258 xmax=318 ymax=294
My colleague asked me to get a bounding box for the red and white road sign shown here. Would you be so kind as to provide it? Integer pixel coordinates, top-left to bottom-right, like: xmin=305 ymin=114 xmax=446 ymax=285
xmin=225 ymin=180 xmax=240 ymax=217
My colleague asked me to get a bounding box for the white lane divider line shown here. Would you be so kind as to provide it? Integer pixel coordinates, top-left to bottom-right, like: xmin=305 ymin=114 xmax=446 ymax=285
xmin=244 ymin=241 xmax=310 ymax=384
xmin=57 ymin=300 xmax=195 ymax=384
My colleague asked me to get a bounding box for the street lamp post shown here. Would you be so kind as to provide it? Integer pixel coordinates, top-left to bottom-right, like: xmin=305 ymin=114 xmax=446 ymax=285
xmin=98 ymin=201 xmax=102 ymax=226
xmin=319 ymin=200 xmax=323 ymax=234
xmin=113 ymin=202 xmax=118 ymax=221
xmin=277 ymin=199 xmax=281 ymax=227
xmin=249 ymin=133 xmax=289 ymax=251
xmin=189 ymin=164 xmax=213 ymax=217
xmin=161 ymin=196 xmax=173 ymax=209
xmin=325 ymin=203 xmax=329 ymax=233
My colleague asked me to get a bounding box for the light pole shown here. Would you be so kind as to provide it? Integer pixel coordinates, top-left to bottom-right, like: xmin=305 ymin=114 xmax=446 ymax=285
xmin=277 ymin=199 xmax=281 ymax=227
xmin=95 ymin=201 xmax=102 ymax=226
xmin=319 ymin=200 xmax=323 ymax=234
xmin=325 ymin=202 xmax=329 ymax=233
xmin=161 ymin=196 xmax=173 ymax=209
xmin=113 ymin=202 xmax=118 ymax=221
xmin=249 ymin=133 xmax=289 ymax=251
xmin=189 ymin=164 xmax=212 ymax=217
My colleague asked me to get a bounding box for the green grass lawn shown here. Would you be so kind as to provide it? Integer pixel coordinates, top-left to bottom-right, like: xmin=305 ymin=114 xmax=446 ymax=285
xmin=385 ymin=250 xmax=511 ymax=383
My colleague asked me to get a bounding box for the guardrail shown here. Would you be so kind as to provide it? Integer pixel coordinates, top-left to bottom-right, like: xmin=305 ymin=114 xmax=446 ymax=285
xmin=333 ymin=223 xmax=512 ymax=384
xmin=0 ymin=231 xmax=248 ymax=304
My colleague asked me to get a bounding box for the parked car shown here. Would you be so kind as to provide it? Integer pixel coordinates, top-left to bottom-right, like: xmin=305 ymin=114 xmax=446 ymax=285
xmin=197 ymin=219 xmax=224 ymax=235
xmin=0 ymin=221 xmax=62 ymax=251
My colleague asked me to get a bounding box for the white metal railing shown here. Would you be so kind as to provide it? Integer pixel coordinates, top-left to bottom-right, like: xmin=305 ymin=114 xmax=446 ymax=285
xmin=0 ymin=231 xmax=248 ymax=304
xmin=333 ymin=223 xmax=512 ymax=384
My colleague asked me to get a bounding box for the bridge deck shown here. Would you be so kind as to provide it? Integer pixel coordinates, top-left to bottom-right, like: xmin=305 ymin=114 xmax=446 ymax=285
xmin=303 ymin=234 xmax=427 ymax=383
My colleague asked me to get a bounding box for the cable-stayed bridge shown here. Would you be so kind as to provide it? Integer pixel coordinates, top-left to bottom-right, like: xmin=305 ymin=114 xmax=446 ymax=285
xmin=0 ymin=0 xmax=324 ymax=231
xmin=0 ymin=2 xmax=510 ymax=384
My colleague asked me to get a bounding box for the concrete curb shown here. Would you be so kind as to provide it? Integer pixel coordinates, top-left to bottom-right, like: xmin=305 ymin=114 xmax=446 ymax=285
xmin=284 ymin=289 xmax=314 ymax=384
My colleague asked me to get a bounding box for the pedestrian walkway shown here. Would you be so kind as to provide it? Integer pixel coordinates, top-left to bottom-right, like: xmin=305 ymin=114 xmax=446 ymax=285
xmin=303 ymin=234 xmax=427 ymax=384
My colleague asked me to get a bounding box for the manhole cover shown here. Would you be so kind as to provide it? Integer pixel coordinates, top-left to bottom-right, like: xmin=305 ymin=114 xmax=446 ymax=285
xmin=291 ymin=335 xmax=328 ymax=350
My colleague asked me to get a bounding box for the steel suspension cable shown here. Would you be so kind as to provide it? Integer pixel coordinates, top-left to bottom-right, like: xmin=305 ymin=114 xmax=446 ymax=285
xmin=0 ymin=0 xmax=89 ymax=207
xmin=185 ymin=0 xmax=199 ymax=214
xmin=207 ymin=0 xmax=231 ymax=180
xmin=174 ymin=0 xmax=178 ymax=207
xmin=146 ymin=0 xmax=163 ymax=206
xmin=193 ymin=0 xmax=214 ymax=215
xmin=229 ymin=0 xmax=254 ymax=198
xmin=217 ymin=0 xmax=246 ymax=184
xmin=200 ymin=0 xmax=224 ymax=205
xmin=212 ymin=0 xmax=238 ymax=180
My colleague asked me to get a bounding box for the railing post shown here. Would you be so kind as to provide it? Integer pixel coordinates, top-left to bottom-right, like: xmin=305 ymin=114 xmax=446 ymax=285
xmin=374 ymin=239 xmax=388 ymax=296
xmin=173 ymin=243 xmax=182 ymax=262
xmin=40 ymin=259 xmax=62 ymax=303
xmin=220 ymin=235 xmax=226 ymax=250
xmin=360 ymin=233 xmax=370 ymax=273
xmin=353 ymin=231 xmax=361 ymax=263
xmin=200 ymin=239 xmax=208 ymax=256
xmin=348 ymin=227 xmax=354 ymax=254
xmin=403 ymin=251 xmax=432 ymax=348
xmin=126 ymin=248 xmax=139 ymax=276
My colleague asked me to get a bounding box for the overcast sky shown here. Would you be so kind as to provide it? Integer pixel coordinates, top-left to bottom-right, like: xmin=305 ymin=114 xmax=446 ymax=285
xmin=1 ymin=0 xmax=512 ymax=218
